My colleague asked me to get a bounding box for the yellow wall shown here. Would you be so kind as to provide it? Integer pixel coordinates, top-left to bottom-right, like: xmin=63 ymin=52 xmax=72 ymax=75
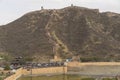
xmin=5 ymin=62 xmax=120 ymax=80
xmin=4 ymin=68 xmax=22 ymax=80
xmin=67 ymin=62 xmax=120 ymax=76
xmin=67 ymin=62 xmax=120 ymax=67
xmin=4 ymin=67 xmax=67 ymax=80
xmin=22 ymin=67 xmax=67 ymax=75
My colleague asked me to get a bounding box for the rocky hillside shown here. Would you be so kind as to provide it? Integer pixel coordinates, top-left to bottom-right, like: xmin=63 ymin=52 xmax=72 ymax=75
xmin=0 ymin=6 xmax=120 ymax=62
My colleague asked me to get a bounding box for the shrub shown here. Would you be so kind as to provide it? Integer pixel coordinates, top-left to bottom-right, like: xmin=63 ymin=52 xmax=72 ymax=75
xmin=102 ymin=78 xmax=117 ymax=80
xmin=81 ymin=78 xmax=95 ymax=80
xmin=4 ymin=65 xmax=10 ymax=70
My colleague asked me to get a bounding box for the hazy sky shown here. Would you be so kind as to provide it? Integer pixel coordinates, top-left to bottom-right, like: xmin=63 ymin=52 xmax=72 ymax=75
xmin=0 ymin=0 xmax=120 ymax=25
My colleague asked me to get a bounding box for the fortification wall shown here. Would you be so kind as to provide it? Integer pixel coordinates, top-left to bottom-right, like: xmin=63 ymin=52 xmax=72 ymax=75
xmin=4 ymin=68 xmax=22 ymax=80
xmin=67 ymin=62 xmax=120 ymax=76
xmin=4 ymin=62 xmax=120 ymax=80
xmin=22 ymin=67 xmax=67 ymax=75
xmin=4 ymin=67 xmax=67 ymax=80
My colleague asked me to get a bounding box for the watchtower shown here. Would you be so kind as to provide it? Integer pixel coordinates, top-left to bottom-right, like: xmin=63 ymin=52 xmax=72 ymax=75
xmin=71 ymin=4 xmax=74 ymax=7
xmin=41 ymin=6 xmax=44 ymax=10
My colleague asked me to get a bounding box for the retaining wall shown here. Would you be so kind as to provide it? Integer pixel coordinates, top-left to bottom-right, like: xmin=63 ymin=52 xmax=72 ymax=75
xmin=4 ymin=67 xmax=67 ymax=80
xmin=4 ymin=68 xmax=22 ymax=80
xmin=67 ymin=62 xmax=120 ymax=76
xmin=5 ymin=62 xmax=120 ymax=80
xmin=22 ymin=67 xmax=67 ymax=75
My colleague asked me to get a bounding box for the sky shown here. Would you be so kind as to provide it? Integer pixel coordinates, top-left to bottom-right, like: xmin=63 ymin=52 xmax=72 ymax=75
xmin=0 ymin=0 xmax=120 ymax=25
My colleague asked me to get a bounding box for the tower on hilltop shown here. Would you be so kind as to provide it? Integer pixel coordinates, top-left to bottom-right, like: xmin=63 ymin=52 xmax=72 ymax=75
xmin=71 ymin=4 xmax=73 ymax=7
xmin=41 ymin=6 xmax=44 ymax=10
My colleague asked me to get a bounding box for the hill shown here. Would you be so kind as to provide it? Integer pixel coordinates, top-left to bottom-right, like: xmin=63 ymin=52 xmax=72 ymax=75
xmin=0 ymin=6 xmax=120 ymax=62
